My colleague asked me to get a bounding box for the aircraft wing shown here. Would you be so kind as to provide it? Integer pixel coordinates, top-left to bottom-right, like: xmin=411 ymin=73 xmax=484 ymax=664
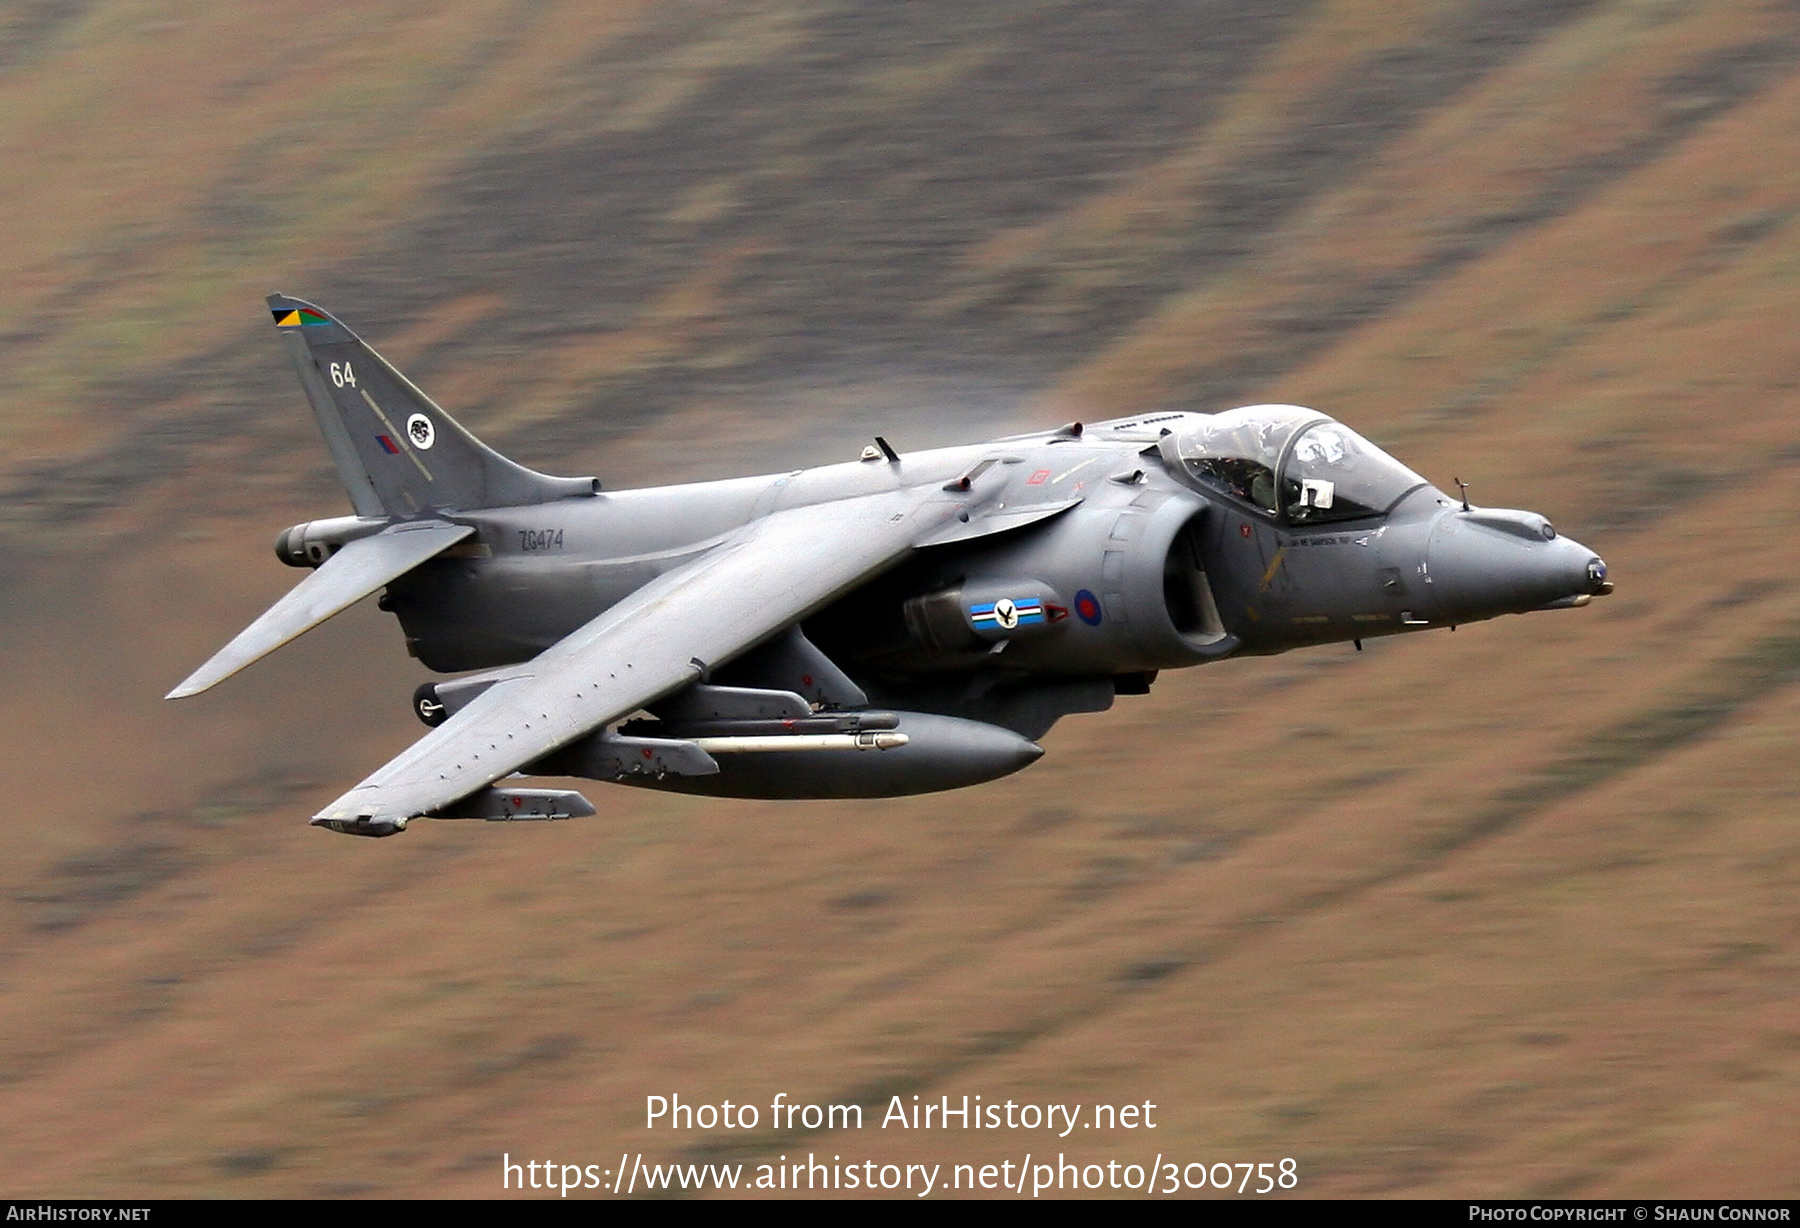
xmin=311 ymin=487 xmax=956 ymax=830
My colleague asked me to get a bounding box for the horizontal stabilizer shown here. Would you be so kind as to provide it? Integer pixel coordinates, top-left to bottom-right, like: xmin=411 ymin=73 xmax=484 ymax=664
xmin=167 ymin=522 xmax=473 ymax=699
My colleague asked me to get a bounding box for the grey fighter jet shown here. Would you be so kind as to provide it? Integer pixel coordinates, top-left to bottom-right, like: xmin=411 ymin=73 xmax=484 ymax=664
xmin=169 ymin=296 xmax=1613 ymax=837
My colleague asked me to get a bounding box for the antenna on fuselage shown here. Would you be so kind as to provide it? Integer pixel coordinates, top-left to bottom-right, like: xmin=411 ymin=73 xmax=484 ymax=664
xmin=1454 ymin=477 xmax=1471 ymax=512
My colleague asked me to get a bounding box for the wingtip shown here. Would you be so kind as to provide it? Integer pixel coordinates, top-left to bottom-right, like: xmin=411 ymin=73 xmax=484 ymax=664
xmin=167 ymin=659 xmax=232 ymax=700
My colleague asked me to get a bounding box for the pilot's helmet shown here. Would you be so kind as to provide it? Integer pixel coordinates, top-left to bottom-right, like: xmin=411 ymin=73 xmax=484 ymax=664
xmin=1165 ymin=405 xmax=1325 ymax=514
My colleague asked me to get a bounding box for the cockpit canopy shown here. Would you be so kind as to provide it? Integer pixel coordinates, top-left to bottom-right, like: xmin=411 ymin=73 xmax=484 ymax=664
xmin=1158 ymin=404 xmax=1427 ymax=525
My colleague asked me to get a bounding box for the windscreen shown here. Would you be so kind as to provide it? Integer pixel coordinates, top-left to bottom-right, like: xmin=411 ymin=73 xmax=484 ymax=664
xmin=1280 ymin=421 xmax=1426 ymax=524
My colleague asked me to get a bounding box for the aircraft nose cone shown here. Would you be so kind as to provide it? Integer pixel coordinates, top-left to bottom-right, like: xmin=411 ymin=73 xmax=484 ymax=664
xmin=1586 ymin=555 xmax=1613 ymax=594
xmin=1427 ymin=508 xmax=1610 ymax=622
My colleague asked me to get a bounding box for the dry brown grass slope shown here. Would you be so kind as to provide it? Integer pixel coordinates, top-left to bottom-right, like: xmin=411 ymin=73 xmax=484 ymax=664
xmin=0 ymin=0 xmax=1798 ymax=1197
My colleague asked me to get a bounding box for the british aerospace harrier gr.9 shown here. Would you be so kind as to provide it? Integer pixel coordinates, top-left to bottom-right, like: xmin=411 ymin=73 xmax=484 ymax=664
xmin=168 ymin=296 xmax=1613 ymax=837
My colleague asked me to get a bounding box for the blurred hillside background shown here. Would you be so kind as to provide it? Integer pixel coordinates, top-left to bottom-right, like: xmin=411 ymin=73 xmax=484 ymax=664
xmin=2 ymin=0 xmax=1799 ymax=1197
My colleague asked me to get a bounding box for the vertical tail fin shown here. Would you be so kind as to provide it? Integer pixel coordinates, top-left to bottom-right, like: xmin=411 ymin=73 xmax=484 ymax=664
xmin=269 ymin=294 xmax=597 ymax=516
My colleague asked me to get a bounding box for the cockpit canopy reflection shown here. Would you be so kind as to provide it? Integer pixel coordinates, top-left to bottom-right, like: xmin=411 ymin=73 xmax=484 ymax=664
xmin=1159 ymin=404 xmax=1427 ymax=525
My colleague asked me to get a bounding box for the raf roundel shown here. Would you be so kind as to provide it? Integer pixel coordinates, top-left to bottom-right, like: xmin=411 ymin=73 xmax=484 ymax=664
xmin=406 ymin=413 xmax=436 ymax=450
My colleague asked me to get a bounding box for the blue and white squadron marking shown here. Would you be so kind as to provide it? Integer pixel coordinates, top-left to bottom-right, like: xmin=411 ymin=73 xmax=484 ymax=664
xmin=970 ymin=597 xmax=1045 ymax=632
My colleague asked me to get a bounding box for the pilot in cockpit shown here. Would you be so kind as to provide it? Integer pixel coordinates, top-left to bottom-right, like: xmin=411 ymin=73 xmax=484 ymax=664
xmin=1162 ymin=405 xmax=1426 ymax=528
